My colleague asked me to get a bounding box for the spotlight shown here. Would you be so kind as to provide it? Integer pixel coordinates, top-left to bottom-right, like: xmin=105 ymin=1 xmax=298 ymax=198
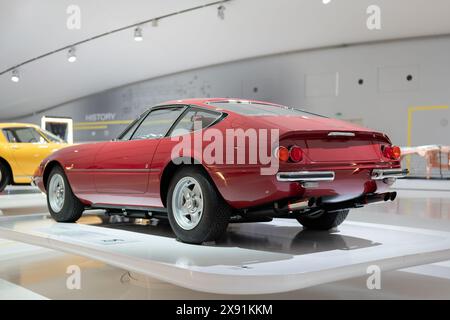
xmin=217 ymin=5 xmax=226 ymax=20
xmin=134 ymin=26 xmax=143 ymax=41
xmin=67 ymin=47 xmax=77 ymax=63
xmin=11 ymin=69 xmax=19 ymax=82
xmin=322 ymin=0 xmax=331 ymax=4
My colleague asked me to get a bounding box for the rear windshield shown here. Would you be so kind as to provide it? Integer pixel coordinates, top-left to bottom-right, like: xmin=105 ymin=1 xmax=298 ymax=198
xmin=208 ymin=101 xmax=325 ymax=117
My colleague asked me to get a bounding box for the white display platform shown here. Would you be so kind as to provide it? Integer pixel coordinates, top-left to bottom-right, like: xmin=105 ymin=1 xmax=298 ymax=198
xmin=0 ymin=279 xmax=48 ymax=300
xmin=1 ymin=213 xmax=450 ymax=294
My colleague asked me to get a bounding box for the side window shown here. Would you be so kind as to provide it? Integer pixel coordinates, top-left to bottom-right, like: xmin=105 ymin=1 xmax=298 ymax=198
xmin=3 ymin=127 xmax=44 ymax=143
xmin=3 ymin=129 xmax=15 ymax=142
xmin=39 ymin=128 xmax=64 ymax=143
xmin=170 ymin=109 xmax=221 ymax=137
xmin=131 ymin=107 xmax=184 ymax=140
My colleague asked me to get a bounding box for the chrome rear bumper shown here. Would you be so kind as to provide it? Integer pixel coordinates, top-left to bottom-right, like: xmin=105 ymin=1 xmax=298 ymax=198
xmin=277 ymin=168 xmax=408 ymax=182
xmin=276 ymin=171 xmax=335 ymax=182
xmin=371 ymin=168 xmax=409 ymax=180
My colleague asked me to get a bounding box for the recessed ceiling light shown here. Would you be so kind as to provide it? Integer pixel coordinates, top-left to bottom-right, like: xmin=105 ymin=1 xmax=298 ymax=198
xmin=67 ymin=47 xmax=77 ymax=63
xmin=11 ymin=69 xmax=19 ymax=82
xmin=134 ymin=26 xmax=143 ymax=41
xmin=322 ymin=0 xmax=331 ymax=4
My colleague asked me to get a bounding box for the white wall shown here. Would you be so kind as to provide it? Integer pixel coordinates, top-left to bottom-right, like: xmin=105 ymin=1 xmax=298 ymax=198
xmin=17 ymin=35 xmax=450 ymax=147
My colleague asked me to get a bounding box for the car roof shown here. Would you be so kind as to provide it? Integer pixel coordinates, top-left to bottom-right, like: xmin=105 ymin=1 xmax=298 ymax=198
xmin=158 ymin=98 xmax=286 ymax=112
xmin=0 ymin=122 xmax=40 ymax=129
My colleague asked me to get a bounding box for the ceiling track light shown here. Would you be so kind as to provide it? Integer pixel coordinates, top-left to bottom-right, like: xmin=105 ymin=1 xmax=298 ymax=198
xmin=134 ymin=26 xmax=143 ymax=41
xmin=217 ymin=4 xmax=226 ymax=20
xmin=0 ymin=0 xmax=232 ymax=78
xmin=11 ymin=69 xmax=19 ymax=82
xmin=67 ymin=47 xmax=77 ymax=62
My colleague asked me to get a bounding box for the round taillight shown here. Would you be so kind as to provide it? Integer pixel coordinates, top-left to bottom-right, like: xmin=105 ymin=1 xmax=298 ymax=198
xmin=383 ymin=146 xmax=393 ymax=159
xmin=383 ymin=145 xmax=401 ymax=160
xmin=392 ymin=146 xmax=401 ymax=159
xmin=289 ymin=146 xmax=303 ymax=162
xmin=276 ymin=146 xmax=289 ymax=162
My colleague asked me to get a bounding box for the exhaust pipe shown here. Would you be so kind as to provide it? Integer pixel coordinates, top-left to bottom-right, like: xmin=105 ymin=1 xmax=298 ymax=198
xmin=288 ymin=197 xmax=316 ymax=211
xmin=244 ymin=192 xmax=398 ymax=218
xmin=390 ymin=192 xmax=397 ymax=201
xmin=383 ymin=192 xmax=397 ymax=202
xmin=360 ymin=192 xmax=397 ymax=205
xmin=289 ymin=192 xmax=397 ymax=214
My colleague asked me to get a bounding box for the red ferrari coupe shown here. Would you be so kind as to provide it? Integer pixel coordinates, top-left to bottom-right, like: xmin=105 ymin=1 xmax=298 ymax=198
xmin=34 ymin=98 xmax=407 ymax=244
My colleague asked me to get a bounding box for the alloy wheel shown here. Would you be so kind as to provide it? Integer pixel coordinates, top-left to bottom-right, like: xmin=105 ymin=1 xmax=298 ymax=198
xmin=172 ymin=176 xmax=204 ymax=230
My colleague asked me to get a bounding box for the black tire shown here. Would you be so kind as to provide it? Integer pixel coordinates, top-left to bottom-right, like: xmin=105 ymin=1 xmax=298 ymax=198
xmin=167 ymin=166 xmax=231 ymax=244
xmin=0 ymin=161 xmax=11 ymax=192
xmin=296 ymin=209 xmax=349 ymax=230
xmin=46 ymin=166 xmax=84 ymax=222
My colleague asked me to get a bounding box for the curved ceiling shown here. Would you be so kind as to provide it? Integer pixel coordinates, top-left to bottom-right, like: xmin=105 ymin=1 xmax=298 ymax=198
xmin=1 ymin=0 xmax=450 ymax=119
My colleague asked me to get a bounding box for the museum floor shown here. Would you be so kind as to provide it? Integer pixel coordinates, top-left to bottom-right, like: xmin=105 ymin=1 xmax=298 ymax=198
xmin=0 ymin=181 xmax=449 ymax=300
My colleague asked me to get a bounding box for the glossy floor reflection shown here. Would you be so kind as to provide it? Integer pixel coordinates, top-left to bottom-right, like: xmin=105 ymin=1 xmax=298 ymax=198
xmin=350 ymin=189 xmax=450 ymax=231
xmin=1 ymin=212 xmax=450 ymax=294
xmin=95 ymin=215 xmax=381 ymax=256
xmin=0 ymin=186 xmax=47 ymax=216
xmin=0 ymin=182 xmax=450 ymax=299
xmin=1 ymin=237 xmax=450 ymax=300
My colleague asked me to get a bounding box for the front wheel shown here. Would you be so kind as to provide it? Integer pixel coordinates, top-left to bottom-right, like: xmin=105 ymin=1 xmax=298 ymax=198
xmin=167 ymin=167 xmax=231 ymax=244
xmin=47 ymin=166 xmax=84 ymax=222
xmin=296 ymin=209 xmax=349 ymax=230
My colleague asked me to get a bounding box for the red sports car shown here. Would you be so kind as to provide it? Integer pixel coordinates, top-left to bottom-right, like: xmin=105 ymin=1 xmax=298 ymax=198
xmin=33 ymin=98 xmax=407 ymax=244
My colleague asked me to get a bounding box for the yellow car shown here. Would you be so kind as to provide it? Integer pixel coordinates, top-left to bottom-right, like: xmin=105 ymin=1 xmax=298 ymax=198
xmin=0 ymin=123 xmax=69 ymax=192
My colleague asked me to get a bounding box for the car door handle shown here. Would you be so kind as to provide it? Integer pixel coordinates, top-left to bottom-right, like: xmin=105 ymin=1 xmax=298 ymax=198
xmin=10 ymin=145 xmax=19 ymax=149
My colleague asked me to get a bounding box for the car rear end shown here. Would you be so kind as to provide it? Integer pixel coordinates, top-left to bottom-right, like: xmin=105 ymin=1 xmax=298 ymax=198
xmin=275 ymin=129 xmax=407 ymax=206
xmin=202 ymin=99 xmax=407 ymax=212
